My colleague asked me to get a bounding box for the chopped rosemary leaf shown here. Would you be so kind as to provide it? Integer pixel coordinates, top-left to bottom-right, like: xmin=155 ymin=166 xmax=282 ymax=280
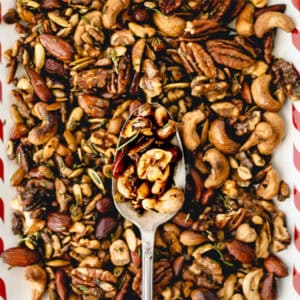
xmin=116 ymin=133 xmax=139 ymax=152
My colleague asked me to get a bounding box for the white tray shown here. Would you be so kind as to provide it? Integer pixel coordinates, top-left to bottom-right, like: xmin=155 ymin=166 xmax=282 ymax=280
xmin=0 ymin=0 xmax=299 ymax=299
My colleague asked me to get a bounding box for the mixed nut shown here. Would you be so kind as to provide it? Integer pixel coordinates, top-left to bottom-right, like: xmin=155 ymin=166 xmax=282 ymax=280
xmin=113 ymin=103 xmax=184 ymax=214
xmin=1 ymin=0 xmax=300 ymax=299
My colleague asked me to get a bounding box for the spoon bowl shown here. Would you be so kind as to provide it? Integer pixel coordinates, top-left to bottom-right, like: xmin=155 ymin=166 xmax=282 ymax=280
xmin=112 ymin=103 xmax=186 ymax=300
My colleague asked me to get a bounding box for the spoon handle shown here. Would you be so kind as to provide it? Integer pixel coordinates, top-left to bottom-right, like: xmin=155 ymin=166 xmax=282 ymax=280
xmin=142 ymin=230 xmax=155 ymax=300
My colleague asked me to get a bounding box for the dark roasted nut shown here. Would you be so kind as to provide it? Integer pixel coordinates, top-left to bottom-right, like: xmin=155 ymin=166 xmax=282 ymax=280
xmin=1 ymin=247 xmax=40 ymax=266
xmin=25 ymin=66 xmax=52 ymax=102
xmin=191 ymin=289 xmax=218 ymax=300
xmin=206 ymin=39 xmax=255 ymax=70
xmin=10 ymin=123 xmax=28 ymax=140
xmin=172 ymin=212 xmax=194 ymax=228
xmin=56 ymin=269 xmax=67 ymax=300
xmin=46 ymin=212 xmax=72 ymax=233
xmin=264 ymin=255 xmax=288 ymax=278
xmin=78 ymin=95 xmax=109 ymax=118
xmin=41 ymin=0 xmax=62 ymax=9
xmin=261 ymin=273 xmax=277 ymax=300
xmin=96 ymin=196 xmax=114 ymax=214
xmin=255 ymin=4 xmax=286 ymax=18
xmin=159 ymin=0 xmax=183 ymax=15
xmin=226 ymin=239 xmax=255 ymax=264
xmin=45 ymin=59 xmax=68 ymax=78
xmin=95 ymin=216 xmax=118 ymax=239
xmin=172 ymin=255 xmax=184 ymax=277
xmin=132 ymin=7 xmax=150 ymax=23
xmin=3 ymin=8 xmax=18 ymax=24
xmin=40 ymin=34 xmax=74 ymax=62
xmin=153 ymin=259 xmax=174 ymax=295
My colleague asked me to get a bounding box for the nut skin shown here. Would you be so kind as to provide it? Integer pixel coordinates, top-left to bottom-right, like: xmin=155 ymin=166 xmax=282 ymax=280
xmin=172 ymin=212 xmax=193 ymax=228
xmin=226 ymin=239 xmax=255 ymax=264
xmin=46 ymin=212 xmax=72 ymax=233
xmin=56 ymin=269 xmax=67 ymax=300
xmin=179 ymin=230 xmax=207 ymax=246
xmin=1 ymin=247 xmax=40 ymax=266
xmin=96 ymin=196 xmax=114 ymax=214
xmin=40 ymin=34 xmax=74 ymax=62
xmin=132 ymin=7 xmax=150 ymax=23
xmin=95 ymin=216 xmax=117 ymax=240
xmin=172 ymin=255 xmax=184 ymax=277
xmin=264 ymin=255 xmax=288 ymax=278
xmin=261 ymin=273 xmax=277 ymax=300
xmin=10 ymin=123 xmax=28 ymax=140
xmin=25 ymin=66 xmax=52 ymax=102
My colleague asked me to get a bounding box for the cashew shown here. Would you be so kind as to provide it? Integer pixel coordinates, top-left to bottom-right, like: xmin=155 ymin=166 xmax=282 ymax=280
xmin=128 ymin=22 xmax=156 ymax=38
xmin=210 ymin=102 xmax=240 ymax=119
xmin=153 ymin=12 xmax=186 ymax=38
xmin=28 ymin=102 xmax=58 ymax=145
xmin=109 ymin=239 xmax=131 ymax=266
xmin=250 ymin=0 xmax=267 ymax=7
xmin=132 ymin=38 xmax=146 ymax=72
xmin=251 ymin=74 xmax=285 ymax=112
xmin=257 ymin=167 xmax=280 ymax=200
xmin=110 ymin=29 xmax=135 ymax=46
xmin=242 ymin=269 xmax=264 ymax=300
xmin=142 ymin=187 xmax=184 ymax=213
xmin=254 ymin=11 xmax=295 ymax=38
xmin=203 ymin=148 xmax=230 ymax=189
xmin=102 ymin=0 xmax=130 ymax=30
xmin=157 ymin=120 xmax=177 ymax=140
xmin=182 ymin=109 xmax=207 ymax=152
xmin=154 ymin=106 xmax=169 ymax=127
xmin=236 ymin=4 xmax=255 ymax=36
xmin=235 ymin=223 xmax=257 ymax=243
xmin=257 ymin=112 xmax=285 ymax=155
xmin=243 ymin=60 xmax=268 ymax=77
xmin=24 ymin=265 xmax=47 ymax=300
xmin=208 ymin=119 xmax=240 ymax=154
xmin=217 ymin=274 xmax=237 ymax=300
xmin=241 ymin=122 xmax=273 ymax=152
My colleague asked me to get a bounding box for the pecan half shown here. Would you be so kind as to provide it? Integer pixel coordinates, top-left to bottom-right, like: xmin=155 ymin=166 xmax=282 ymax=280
xmin=178 ymin=42 xmax=218 ymax=79
xmin=206 ymin=39 xmax=255 ymax=70
xmin=159 ymin=0 xmax=182 ymax=15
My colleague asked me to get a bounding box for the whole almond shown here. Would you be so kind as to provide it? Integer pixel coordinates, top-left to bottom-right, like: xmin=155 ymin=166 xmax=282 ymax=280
xmin=172 ymin=212 xmax=193 ymax=228
xmin=172 ymin=255 xmax=184 ymax=277
xmin=261 ymin=273 xmax=277 ymax=300
xmin=45 ymin=58 xmax=68 ymax=78
xmin=1 ymin=247 xmax=40 ymax=266
xmin=25 ymin=66 xmax=52 ymax=102
xmin=56 ymin=269 xmax=67 ymax=300
xmin=47 ymin=212 xmax=72 ymax=233
xmin=179 ymin=230 xmax=207 ymax=246
xmin=40 ymin=34 xmax=74 ymax=62
xmin=95 ymin=216 xmax=117 ymax=240
xmin=226 ymin=239 xmax=255 ymax=264
xmin=264 ymin=255 xmax=288 ymax=278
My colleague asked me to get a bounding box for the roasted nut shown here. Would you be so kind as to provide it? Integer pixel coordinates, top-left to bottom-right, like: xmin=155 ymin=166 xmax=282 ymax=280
xmin=179 ymin=231 xmax=207 ymax=246
xmin=251 ymin=75 xmax=284 ymax=112
xmin=242 ymin=269 xmax=264 ymax=300
xmin=109 ymin=239 xmax=131 ymax=266
xmin=226 ymin=240 xmax=255 ymax=264
xmin=40 ymin=34 xmax=74 ymax=62
xmin=257 ymin=167 xmax=280 ymax=200
xmin=236 ymin=4 xmax=255 ymax=36
xmin=24 ymin=265 xmax=47 ymax=300
xmin=264 ymin=255 xmax=288 ymax=278
xmin=261 ymin=273 xmax=277 ymax=300
xmin=209 ymin=119 xmax=240 ymax=154
xmin=182 ymin=109 xmax=207 ymax=152
xmin=203 ymin=148 xmax=230 ymax=189
xmin=95 ymin=216 xmax=118 ymax=240
xmin=235 ymin=223 xmax=257 ymax=243
xmin=46 ymin=212 xmax=72 ymax=233
xmin=254 ymin=11 xmax=295 ymax=38
xmin=153 ymin=13 xmax=186 ymax=38
xmin=1 ymin=247 xmax=40 ymax=266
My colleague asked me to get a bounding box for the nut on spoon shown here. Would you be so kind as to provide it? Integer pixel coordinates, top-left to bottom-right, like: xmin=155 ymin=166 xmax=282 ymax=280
xmin=111 ymin=103 xmax=186 ymax=300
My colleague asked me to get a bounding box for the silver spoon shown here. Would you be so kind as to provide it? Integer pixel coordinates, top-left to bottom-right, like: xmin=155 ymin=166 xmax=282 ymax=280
xmin=112 ymin=104 xmax=186 ymax=300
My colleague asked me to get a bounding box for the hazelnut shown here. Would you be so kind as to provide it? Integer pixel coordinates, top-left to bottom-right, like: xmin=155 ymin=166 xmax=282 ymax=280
xmin=133 ymin=7 xmax=150 ymax=23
